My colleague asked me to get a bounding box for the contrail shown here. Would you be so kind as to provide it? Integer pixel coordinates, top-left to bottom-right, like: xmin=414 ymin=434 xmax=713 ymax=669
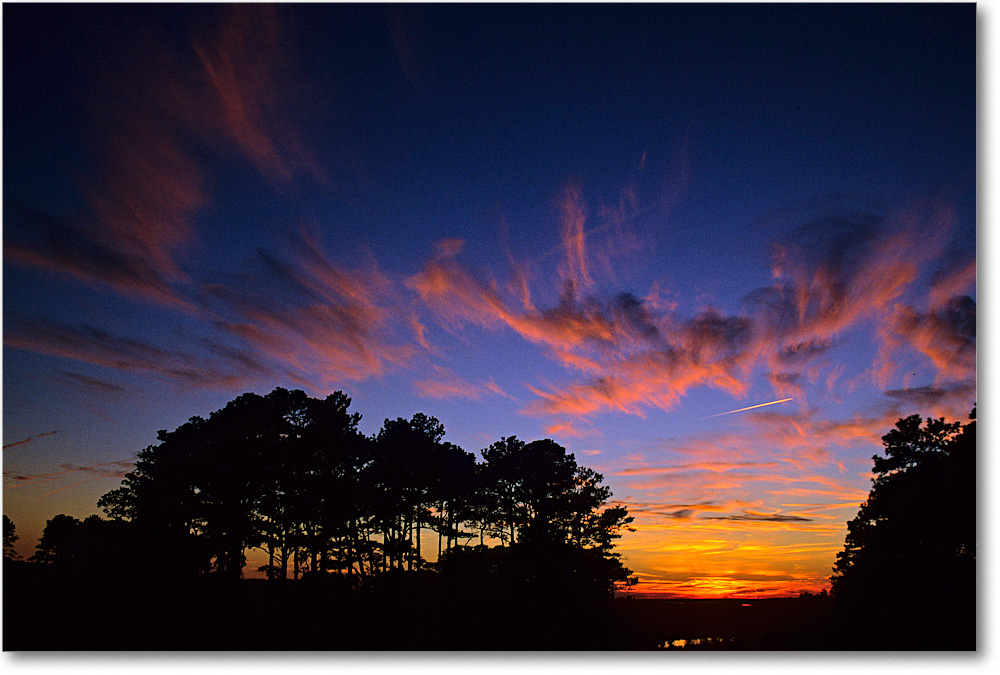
xmin=703 ymin=398 xmax=793 ymax=419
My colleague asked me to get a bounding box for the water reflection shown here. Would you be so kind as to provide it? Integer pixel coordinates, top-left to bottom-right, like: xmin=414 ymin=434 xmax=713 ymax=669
xmin=659 ymin=637 xmax=735 ymax=649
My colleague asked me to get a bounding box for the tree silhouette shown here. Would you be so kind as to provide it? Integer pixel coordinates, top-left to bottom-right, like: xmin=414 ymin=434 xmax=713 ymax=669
xmin=27 ymin=514 xmax=134 ymax=577
xmin=93 ymin=387 xmax=632 ymax=602
xmin=31 ymin=514 xmax=82 ymax=565
xmin=369 ymin=413 xmax=473 ymax=571
xmin=429 ymin=440 xmax=478 ymax=554
xmin=831 ymin=407 xmax=975 ymax=647
xmin=479 ymin=436 xmax=526 ymax=544
xmin=99 ymin=388 xmax=373 ymax=579
xmin=3 ymin=515 xmax=20 ymax=560
xmin=280 ymin=390 xmax=370 ymax=578
xmin=7 ymin=390 xmax=640 ymax=649
xmin=478 ymin=437 xmax=633 ymax=551
xmin=98 ymin=419 xmax=216 ymax=575
xmin=442 ymin=436 xmax=635 ymax=600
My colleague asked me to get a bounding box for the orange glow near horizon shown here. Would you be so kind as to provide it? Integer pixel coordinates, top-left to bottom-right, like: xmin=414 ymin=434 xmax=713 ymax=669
xmin=614 ymin=511 xmax=847 ymax=598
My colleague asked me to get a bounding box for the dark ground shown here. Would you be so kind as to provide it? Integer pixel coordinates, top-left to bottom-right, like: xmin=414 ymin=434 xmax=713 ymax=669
xmin=3 ymin=562 xmax=974 ymax=650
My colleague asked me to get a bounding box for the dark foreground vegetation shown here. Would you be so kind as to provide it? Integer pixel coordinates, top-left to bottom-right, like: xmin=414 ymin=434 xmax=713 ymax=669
xmin=827 ymin=407 xmax=976 ymax=651
xmin=3 ymin=392 xmax=975 ymax=650
xmin=5 ymin=559 xmax=835 ymax=649
xmin=2 ymin=564 xmax=972 ymax=650
xmin=4 ymin=559 xmax=621 ymax=650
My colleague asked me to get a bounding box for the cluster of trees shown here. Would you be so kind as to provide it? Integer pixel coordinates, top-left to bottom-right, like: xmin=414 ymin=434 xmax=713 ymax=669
xmin=830 ymin=407 xmax=976 ymax=648
xmin=12 ymin=388 xmax=634 ymax=598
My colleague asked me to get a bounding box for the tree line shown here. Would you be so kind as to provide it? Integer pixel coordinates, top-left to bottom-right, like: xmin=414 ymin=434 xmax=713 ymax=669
xmin=6 ymin=388 xmax=634 ymax=598
xmin=2 ymin=398 xmax=976 ymax=648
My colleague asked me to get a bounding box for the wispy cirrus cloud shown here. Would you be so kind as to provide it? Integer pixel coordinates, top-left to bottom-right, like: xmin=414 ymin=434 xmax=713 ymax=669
xmin=4 ymin=20 xmax=208 ymax=309
xmin=414 ymin=365 xmax=514 ymax=401
xmin=8 ymin=129 xmax=415 ymax=399
xmin=3 ymin=313 xmax=279 ymax=392
xmin=12 ymin=13 xmax=731 ymax=412
xmin=203 ymin=228 xmax=421 ymax=389
xmin=410 ymin=239 xmax=755 ymax=417
xmin=194 ymin=4 xmax=324 ymax=185
xmin=557 ymin=183 xmax=594 ymax=294
xmin=883 ymin=295 xmax=976 ymax=383
xmin=3 ymin=458 xmax=137 ymax=499
xmin=703 ymin=511 xmax=812 ymax=523
xmin=3 ymin=431 xmax=60 ymax=451
xmin=618 ymin=461 xmax=781 ymax=477
xmin=882 ymin=380 xmax=977 ymax=412
xmin=7 ymin=222 xmax=423 ymax=395
xmin=767 ymin=373 xmax=803 ymax=400
xmin=627 ymin=499 xmax=737 ymax=517
xmin=928 ymin=255 xmax=976 ymax=310
xmin=4 ymin=458 xmax=136 ymax=490
xmin=411 ymin=190 xmax=974 ymax=422
xmin=5 ymin=4 xmax=323 ymax=310
xmin=3 ymin=204 xmax=200 ymax=311
xmin=56 ymin=371 xmax=126 ymax=394
xmin=544 ymin=420 xmax=601 ymax=440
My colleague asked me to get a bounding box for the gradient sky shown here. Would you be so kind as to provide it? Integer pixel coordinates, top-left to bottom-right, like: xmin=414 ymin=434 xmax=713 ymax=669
xmin=2 ymin=3 xmax=976 ymax=598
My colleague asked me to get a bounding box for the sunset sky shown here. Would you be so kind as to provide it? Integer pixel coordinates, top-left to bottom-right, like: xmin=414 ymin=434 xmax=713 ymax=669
xmin=2 ymin=3 xmax=976 ymax=598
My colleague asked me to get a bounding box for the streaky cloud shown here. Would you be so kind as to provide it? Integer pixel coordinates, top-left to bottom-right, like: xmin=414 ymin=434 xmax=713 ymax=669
xmin=883 ymin=380 xmax=977 ymax=410
xmin=204 ymin=229 xmax=419 ymax=388
xmin=544 ymin=420 xmax=601 ymax=439
xmin=412 ymin=193 xmax=971 ymax=421
xmin=56 ymin=371 xmax=126 ymax=394
xmin=4 ymin=314 xmax=280 ymax=392
xmin=194 ymin=4 xmax=325 ymax=186
xmin=4 ymin=205 xmax=198 ymax=312
xmin=414 ymin=366 xmax=514 ymax=401
xmin=7 ymin=3 xmax=325 ymax=311
xmin=703 ymin=511 xmax=812 ymax=523
xmin=884 ymin=295 xmax=976 ymax=383
xmin=3 ymin=458 xmax=136 ymax=489
xmin=2 ymin=431 xmax=59 ymax=450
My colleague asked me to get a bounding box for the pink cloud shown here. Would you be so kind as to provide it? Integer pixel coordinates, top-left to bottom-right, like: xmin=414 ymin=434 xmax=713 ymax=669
xmin=194 ymin=4 xmax=324 ymax=185
xmin=557 ymin=182 xmax=593 ymax=293
xmin=2 ymin=431 xmax=60 ymax=450
xmin=414 ymin=366 xmax=515 ymax=401
xmin=5 ymin=66 xmax=206 ymax=310
xmin=7 ymin=4 xmax=325 ymax=311
xmin=206 ymin=232 xmax=420 ymax=389
xmin=416 ymin=198 xmax=972 ymax=421
xmin=617 ymin=461 xmax=781 ymax=477
xmin=929 ymin=257 xmax=976 ymax=310
xmin=883 ymin=297 xmax=976 ymax=383
xmin=543 ymin=420 xmax=601 ymax=439
xmin=3 ymin=315 xmax=274 ymax=391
